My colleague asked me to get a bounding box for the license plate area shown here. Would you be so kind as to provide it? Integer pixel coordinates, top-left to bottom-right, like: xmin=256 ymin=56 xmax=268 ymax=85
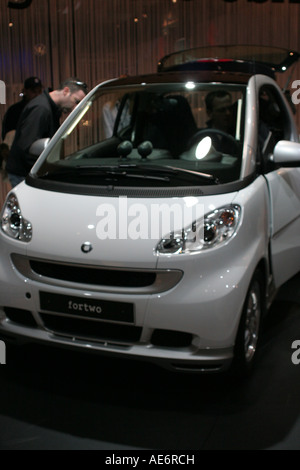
xmin=39 ymin=291 xmax=134 ymax=324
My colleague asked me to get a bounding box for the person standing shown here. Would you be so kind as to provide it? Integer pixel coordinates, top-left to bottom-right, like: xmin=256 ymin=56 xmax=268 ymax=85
xmin=2 ymin=76 xmax=43 ymax=148
xmin=6 ymin=77 xmax=88 ymax=187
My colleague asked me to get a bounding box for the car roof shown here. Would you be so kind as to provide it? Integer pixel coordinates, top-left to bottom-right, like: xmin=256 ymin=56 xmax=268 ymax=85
xmin=99 ymin=45 xmax=300 ymax=90
xmin=158 ymin=60 xmax=275 ymax=78
xmin=157 ymin=45 xmax=300 ymax=78
xmin=100 ymin=69 xmax=251 ymax=89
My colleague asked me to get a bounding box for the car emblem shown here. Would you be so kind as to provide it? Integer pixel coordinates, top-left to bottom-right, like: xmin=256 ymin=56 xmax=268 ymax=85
xmin=81 ymin=242 xmax=93 ymax=254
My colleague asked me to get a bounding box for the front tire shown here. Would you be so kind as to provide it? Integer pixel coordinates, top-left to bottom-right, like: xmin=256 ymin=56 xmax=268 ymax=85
xmin=232 ymin=270 xmax=264 ymax=376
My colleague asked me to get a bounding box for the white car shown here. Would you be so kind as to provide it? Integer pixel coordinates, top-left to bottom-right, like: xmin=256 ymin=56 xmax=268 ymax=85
xmin=1 ymin=45 xmax=300 ymax=375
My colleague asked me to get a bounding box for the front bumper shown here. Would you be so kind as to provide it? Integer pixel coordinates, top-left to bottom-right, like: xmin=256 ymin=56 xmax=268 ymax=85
xmin=0 ymin=245 xmax=254 ymax=373
xmin=0 ymin=321 xmax=233 ymax=373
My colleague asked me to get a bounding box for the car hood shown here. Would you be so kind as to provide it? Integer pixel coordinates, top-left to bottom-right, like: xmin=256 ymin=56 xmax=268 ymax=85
xmin=13 ymin=183 xmax=238 ymax=269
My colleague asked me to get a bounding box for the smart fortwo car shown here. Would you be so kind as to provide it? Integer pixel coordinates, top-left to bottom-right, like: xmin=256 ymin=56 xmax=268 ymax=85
xmin=1 ymin=45 xmax=300 ymax=375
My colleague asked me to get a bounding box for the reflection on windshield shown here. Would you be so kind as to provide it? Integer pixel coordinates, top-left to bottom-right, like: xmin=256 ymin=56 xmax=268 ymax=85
xmin=35 ymin=83 xmax=246 ymax=186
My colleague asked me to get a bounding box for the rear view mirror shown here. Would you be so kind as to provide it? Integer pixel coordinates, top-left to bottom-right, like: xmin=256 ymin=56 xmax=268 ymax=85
xmin=29 ymin=138 xmax=50 ymax=157
xmin=272 ymin=140 xmax=300 ymax=166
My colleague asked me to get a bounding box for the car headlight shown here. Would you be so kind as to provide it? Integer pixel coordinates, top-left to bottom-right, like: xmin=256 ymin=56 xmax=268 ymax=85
xmin=1 ymin=193 xmax=32 ymax=242
xmin=156 ymin=204 xmax=241 ymax=254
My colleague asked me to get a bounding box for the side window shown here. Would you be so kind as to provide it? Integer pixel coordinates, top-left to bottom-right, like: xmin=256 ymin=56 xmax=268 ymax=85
xmin=258 ymin=85 xmax=286 ymax=170
xmin=115 ymin=94 xmax=133 ymax=137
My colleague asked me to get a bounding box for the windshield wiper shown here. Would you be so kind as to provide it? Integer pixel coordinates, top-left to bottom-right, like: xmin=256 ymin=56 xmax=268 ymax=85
xmin=103 ymin=163 xmax=219 ymax=183
xmin=124 ymin=163 xmax=220 ymax=184
xmin=38 ymin=163 xmax=219 ymax=184
xmin=165 ymin=165 xmax=219 ymax=184
xmin=38 ymin=165 xmax=170 ymax=182
xmin=76 ymin=164 xmax=170 ymax=180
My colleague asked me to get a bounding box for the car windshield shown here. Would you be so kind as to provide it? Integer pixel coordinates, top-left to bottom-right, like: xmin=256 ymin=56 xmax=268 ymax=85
xmin=34 ymin=82 xmax=246 ymax=187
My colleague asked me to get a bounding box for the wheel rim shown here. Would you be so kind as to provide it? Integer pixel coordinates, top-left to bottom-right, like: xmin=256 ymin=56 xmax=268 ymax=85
xmin=244 ymin=281 xmax=261 ymax=363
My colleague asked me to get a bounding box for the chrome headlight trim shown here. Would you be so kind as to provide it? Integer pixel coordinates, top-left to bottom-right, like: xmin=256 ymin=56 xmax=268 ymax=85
xmin=1 ymin=193 xmax=32 ymax=242
xmin=156 ymin=204 xmax=241 ymax=255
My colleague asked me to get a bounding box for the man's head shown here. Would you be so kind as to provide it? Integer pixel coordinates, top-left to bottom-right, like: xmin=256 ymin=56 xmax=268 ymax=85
xmin=205 ymin=90 xmax=233 ymax=133
xmin=54 ymin=77 xmax=88 ymax=113
xmin=22 ymin=76 xmax=43 ymax=102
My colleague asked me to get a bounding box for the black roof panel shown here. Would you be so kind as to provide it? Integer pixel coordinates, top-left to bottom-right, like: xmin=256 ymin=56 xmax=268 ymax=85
xmin=158 ymin=45 xmax=300 ymax=76
xmin=100 ymin=69 xmax=251 ymax=89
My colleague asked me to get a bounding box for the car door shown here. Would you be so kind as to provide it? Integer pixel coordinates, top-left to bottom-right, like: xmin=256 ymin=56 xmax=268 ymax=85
xmin=257 ymin=81 xmax=300 ymax=288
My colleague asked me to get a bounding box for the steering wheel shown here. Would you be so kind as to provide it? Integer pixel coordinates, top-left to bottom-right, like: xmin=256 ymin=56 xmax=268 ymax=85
xmin=188 ymin=128 xmax=239 ymax=155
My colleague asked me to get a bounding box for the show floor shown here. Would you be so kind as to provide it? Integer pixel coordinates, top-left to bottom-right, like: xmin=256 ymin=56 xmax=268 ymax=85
xmin=0 ymin=274 xmax=300 ymax=450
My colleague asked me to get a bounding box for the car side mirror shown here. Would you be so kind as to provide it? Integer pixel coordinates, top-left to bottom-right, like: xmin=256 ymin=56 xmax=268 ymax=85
xmin=272 ymin=140 xmax=300 ymax=166
xmin=29 ymin=138 xmax=50 ymax=157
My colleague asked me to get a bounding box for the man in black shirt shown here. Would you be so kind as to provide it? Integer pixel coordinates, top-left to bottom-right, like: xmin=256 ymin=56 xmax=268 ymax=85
xmin=1 ymin=77 xmax=42 ymax=176
xmin=2 ymin=76 xmax=43 ymax=146
xmin=6 ymin=77 xmax=88 ymax=187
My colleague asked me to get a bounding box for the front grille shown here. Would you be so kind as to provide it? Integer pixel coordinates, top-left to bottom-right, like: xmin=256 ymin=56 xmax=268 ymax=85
xmin=12 ymin=255 xmax=183 ymax=294
xmin=30 ymin=260 xmax=156 ymax=288
xmin=40 ymin=313 xmax=142 ymax=344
